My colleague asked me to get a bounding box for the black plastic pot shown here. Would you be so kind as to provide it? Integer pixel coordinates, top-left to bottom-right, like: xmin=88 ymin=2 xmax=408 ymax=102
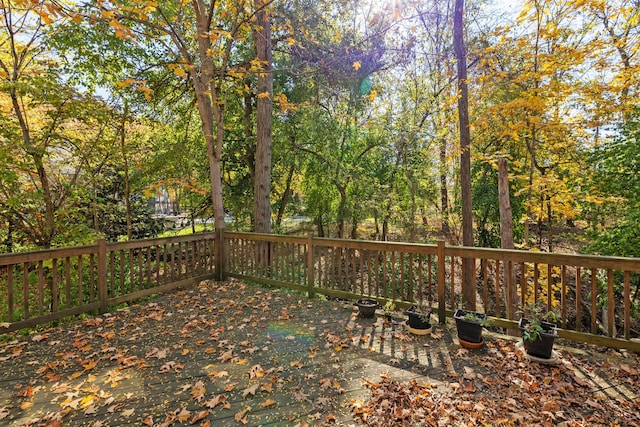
xmin=406 ymin=305 xmax=432 ymax=329
xmin=518 ymin=318 xmax=557 ymax=359
xmin=453 ymin=309 xmax=486 ymax=344
xmin=355 ymin=298 xmax=379 ymax=318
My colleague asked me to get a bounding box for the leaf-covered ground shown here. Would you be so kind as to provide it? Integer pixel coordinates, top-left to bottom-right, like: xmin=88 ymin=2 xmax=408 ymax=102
xmin=0 ymin=279 xmax=638 ymax=426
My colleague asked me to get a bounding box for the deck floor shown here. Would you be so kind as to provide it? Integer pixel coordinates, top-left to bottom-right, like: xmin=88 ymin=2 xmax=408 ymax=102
xmin=1 ymin=279 xmax=639 ymax=426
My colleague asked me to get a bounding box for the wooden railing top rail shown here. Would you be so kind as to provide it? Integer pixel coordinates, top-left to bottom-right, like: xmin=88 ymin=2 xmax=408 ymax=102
xmin=446 ymin=245 xmax=640 ymax=271
xmin=0 ymin=233 xmax=219 ymax=267
xmin=224 ymin=232 xmax=440 ymax=254
xmin=0 ymin=245 xmax=99 ymax=266
xmin=224 ymin=231 xmax=308 ymax=244
xmin=108 ymin=232 xmax=217 ymax=251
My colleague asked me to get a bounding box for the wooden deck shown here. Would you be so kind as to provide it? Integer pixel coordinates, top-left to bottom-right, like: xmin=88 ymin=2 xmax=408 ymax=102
xmin=1 ymin=279 xmax=639 ymax=426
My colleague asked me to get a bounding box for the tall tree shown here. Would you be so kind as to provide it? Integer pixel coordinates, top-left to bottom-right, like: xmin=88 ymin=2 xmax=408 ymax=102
xmin=253 ymin=0 xmax=273 ymax=234
xmin=91 ymin=0 xmax=268 ymax=231
xmin=454 ymin=0 xmax=475 ymax=308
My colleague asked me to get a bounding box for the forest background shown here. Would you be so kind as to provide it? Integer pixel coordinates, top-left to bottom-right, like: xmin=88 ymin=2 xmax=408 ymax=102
xmin=1 ymin=0 xmax=639 ymax=261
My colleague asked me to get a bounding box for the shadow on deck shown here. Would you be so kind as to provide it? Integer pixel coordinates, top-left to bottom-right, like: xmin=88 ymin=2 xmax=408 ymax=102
xmin=1 ymin=279 xmax=639 ymax=426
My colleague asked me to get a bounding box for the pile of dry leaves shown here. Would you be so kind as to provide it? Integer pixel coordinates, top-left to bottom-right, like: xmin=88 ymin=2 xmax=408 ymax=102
xmin=352 ymin=339 xmax=640 ymax=426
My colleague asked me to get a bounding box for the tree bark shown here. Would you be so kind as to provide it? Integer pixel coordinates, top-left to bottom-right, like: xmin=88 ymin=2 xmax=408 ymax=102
xmin=454 ymin=0 xmax=475 ymax=309
xmin=498 ymin=157 xmax=514 ymax=250
xmin=120 ymin=102 xmax=132 ymax=241
xmin=275 ymin=164 xmax=295 ymax=227
xmin=253 ymin=1 xmax=273 ymax=234
xmin=439 ymin=137 xmax=450 ymax=237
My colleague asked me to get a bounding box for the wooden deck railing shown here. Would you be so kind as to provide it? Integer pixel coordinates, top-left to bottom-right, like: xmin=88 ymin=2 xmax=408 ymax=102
xmin=2 ymin=230 xmax=639 ymax=352
xmin=223 ymin=232 xmax=640 ymax=352
xmin=0 ymin=233 xmax=217 ymax=333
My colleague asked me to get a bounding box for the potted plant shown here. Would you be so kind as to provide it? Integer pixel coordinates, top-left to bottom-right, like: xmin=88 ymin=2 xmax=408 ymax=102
xmin=518 ymin=304 xmax=559 ymax=359
xmin=453 ymin=309 xmax=490 ymax=348
xmin=382 ymin=300 xmax=396 ymax=319
xmin=405 ymin=305 xmax=432 ymax=335
xmin=355 ymin=298 xmax=379 ymax=318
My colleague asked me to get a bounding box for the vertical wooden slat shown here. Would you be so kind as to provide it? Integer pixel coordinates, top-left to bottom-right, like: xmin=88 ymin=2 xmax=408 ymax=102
xmin=406 ymin=253 xmax=416 ymax=302
xmin=37 ymin=260 xmax=44 ymax=315
xmin=146 ymin=246 xmax=151 ymax=286
xmin=482 ymin=259 xmax=488 ymax=312
xmin=561 ymin=265 xmax=567 ymax=328
xmin=624 ymin=271 xmax=630 ymax=340
xmin=495 ymin=260 xmax=501 ymax=318
xmin=89 ymin=254 xmax=95 ymax=303
xmin=533 ymin=263 xmax=539 ymax=304
xmin=520 ymin=262 xmax=527 ymax=308
xmin=417 ymin=254 xmax=423 ymax=306
xmin=449 ymin=256 xmax=455 ymax=310
xmin=8 ymin=265 xmax=14 ymax=322
xmin=156 ymin=245 xmax=161 ymax=286
xmin=506 ymin=261 xmax=513 ymax=320
xmin=119 ymin=250 xmax=125 ymax=294
xmin=607 ymin=269 xmax=614 ymax=337
xmin=98 ymin=239 xmax=108 ymax=313
xmin=591 ymin=268 xmax=597 ymax=334
xmin=547 ymin=263 xmax=553 ymax=312
xmin=354 ymin=249 xmax=360 ymax=295
xmin=307 ymin=233 xmax=314 ymax=298
xmin=575 ymin=266 xmax=582 ymax=333
xmin=375 ymin=250 xmax=381 ymax=297
xmin=382 ymin=250 xmax=388 ymax=298
xmin=437 ymin=240 xmax=445 ymax=324
xmin=169 ymin=243 xmax=175 ymax=282
xmin=427 ymin=254 xmax=433 ymax=302
xmin=23 ymin=263 xmax=29 ymax=319
xmin=65 ymin=257 xmax=72 ymax=306
xmin=391 ymin=251 xmax=397 ymax=301
xmin=163 ymin=244 xmax=168 ymax=284
xmin=138 ymin=247 xmax=144 ymax=284
xmin=77 ymin=255 xmax=83 ymax=306
xmin=128 ymin=249 xmax=135 ymax=293
xmin=52 ymin=259 xmax=59 ymax=312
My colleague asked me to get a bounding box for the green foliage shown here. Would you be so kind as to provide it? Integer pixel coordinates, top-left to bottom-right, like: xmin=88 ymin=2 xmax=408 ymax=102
xmin=585 ymin=111 xmax=640 ymax=258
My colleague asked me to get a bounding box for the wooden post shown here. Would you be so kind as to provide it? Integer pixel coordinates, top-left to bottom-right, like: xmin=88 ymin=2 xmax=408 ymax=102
xmin=98 ymin=239 xmax=107 ymax=314
xmin=307 ymin=233 xmax=315 ymax=298
xmin=215 ymin=227 xmax=225 ymax=281
xmin=437 ymin=240 xmax=446 ymax=324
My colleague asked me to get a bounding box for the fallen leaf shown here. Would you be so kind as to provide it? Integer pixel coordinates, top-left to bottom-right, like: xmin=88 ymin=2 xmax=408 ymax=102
xmin=190 ymin=410 xmax=209 ymax=423
xmin=243 ymin=384 xmax=259 ymax=398
xmin=177 ymin=408 xmax=192 ymax=422
xmin=260 ymin=399 xmax=277 ymax=408
xmin=205 ymin=394 xmax=227 ymax=409
xmin=234 ymin=407 xmax=250 ymax=424
xmin=191 ymin=380 xmax=206 ymax=402
xmin=208 ymin=370 xmax=228 ymax=378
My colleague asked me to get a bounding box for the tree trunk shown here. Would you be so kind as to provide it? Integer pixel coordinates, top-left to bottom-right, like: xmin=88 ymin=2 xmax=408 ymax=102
xmin=498 ymin=157 xmax=514 ymax=250
xmin=191 ymin=1 xmax=225 ymax=231
xmin=120 ymin=102 xmax=132 ymax=241
xmin=439 ymin=137 xmax=450 ymax=237
xmin=498 ymin=157 xmax=517 ymax=321
xmin=253 ymin=2 xmax=273 ymax=234
xmin=275 ymin=164 xmax=295 ymax=227
xmin=454 ymin=0 xmax=475 ymax=309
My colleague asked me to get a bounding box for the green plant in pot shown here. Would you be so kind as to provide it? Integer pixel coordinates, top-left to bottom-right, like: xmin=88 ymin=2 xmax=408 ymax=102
xmin=405 ymin=305 xmax=432 ymax=334
xmin=518 ymin=303 xmax=559 ymax=359
xmin=382 ymin=300 xmax=396 ymax=320
xmin=453 ymin=309 xmax=491 ymax=348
